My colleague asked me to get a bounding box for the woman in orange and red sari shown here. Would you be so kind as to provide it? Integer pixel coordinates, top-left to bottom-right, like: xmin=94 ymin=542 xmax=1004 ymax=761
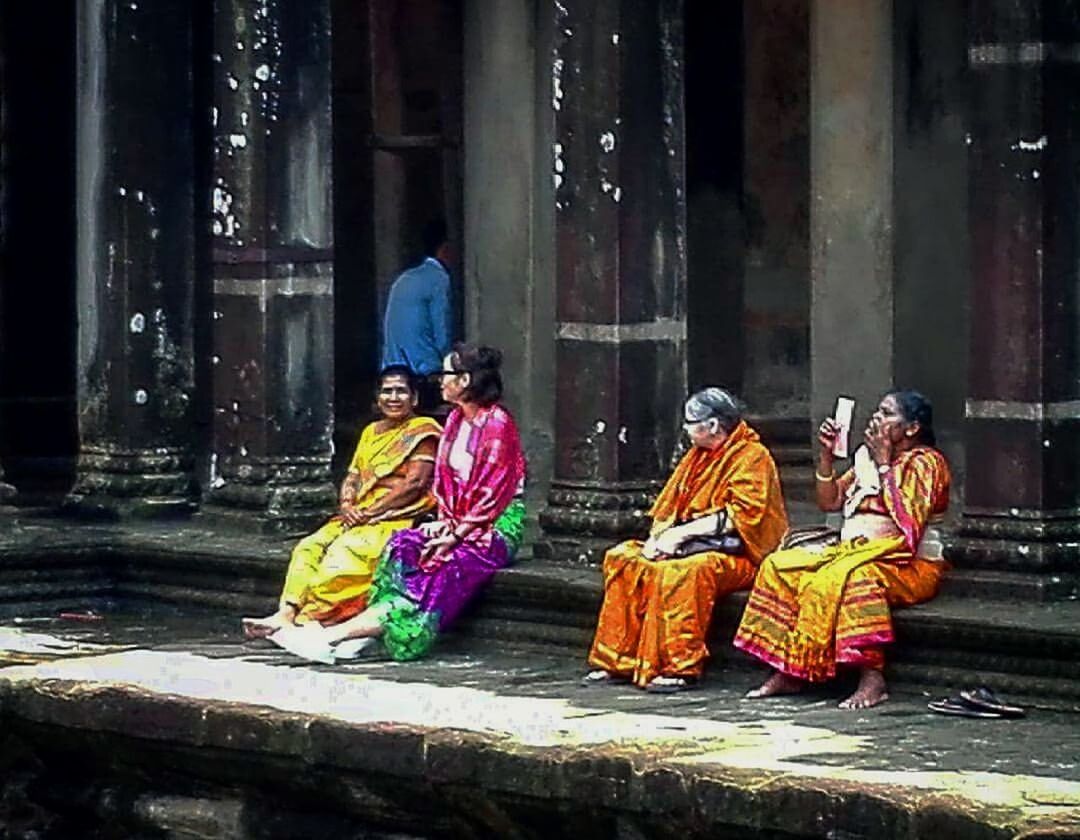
xmin=735 ymin=389 xmax=950 ymax=709
xmin=584 ymin=388 xmax=789 ymax=693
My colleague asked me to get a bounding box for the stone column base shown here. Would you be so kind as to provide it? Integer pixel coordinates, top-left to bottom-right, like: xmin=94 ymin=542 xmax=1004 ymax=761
xmin=198 ymin=455 xmax=335 ymax=536
xmin=64 ymin=446 xmax=195 ymax=520
xmin=535 ymin=481 xmax=660 ymax=565
xmin=945 ymin=511 xmax=1080 ymax=601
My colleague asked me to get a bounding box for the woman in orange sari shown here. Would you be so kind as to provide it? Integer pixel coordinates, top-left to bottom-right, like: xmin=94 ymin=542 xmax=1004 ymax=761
xmin=735 ymin=389 xmax=950 ymax=709
xmin=584 ymin=388 xmax=789 ymax=693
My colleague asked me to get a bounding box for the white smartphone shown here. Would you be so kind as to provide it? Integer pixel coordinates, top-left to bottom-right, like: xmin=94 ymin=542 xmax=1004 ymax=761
xmin=832 ymin=396 xmax=855 ymax=459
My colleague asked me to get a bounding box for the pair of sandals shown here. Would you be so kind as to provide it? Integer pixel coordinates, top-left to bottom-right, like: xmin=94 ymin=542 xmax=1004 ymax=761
xmin=927 ymin=686 xmax=1025 ymax=719
xmin=581 ymin=670 xmax=698 ymax=694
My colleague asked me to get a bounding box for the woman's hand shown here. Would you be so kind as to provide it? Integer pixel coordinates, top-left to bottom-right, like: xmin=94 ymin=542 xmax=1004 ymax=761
xmin=418 ymin=520 xmax=450 ymax=539
xmin=419 ymin=532 xmax=458 ymax=571
xmin=642 ymin=528 xmax=680 ymax=559
xmin=340 ymin=506 xmax=372 ymax=528
xmin=817 ymin=417 xmax=840 ymax=459
xmin=653 ymin=529 xmax=684 ymax=557
xmin=864 ymin=418 xmax=893 ymax=467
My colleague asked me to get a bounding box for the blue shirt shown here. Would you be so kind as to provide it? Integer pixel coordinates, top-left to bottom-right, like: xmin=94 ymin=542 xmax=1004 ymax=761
xmin=381 ymin=257 xmax=452 ymax=376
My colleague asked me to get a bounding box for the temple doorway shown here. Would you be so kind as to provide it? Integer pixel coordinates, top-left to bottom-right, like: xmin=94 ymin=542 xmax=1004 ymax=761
xmin=0 ymin=3 xmax=79 ymax=505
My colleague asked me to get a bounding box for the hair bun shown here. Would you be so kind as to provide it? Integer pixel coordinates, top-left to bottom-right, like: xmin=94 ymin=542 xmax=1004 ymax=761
xmin=475 ymin=346 xmax=502 ymax=371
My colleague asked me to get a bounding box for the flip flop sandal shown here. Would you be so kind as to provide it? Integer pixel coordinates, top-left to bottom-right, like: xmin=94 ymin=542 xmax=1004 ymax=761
xmin=927 ymin=697 xmax=1003 ymax=719
xmin=645 ymin=676 xmax=698 ymax=695
xmin=960 ymin=686 xmax=1026 ymax=718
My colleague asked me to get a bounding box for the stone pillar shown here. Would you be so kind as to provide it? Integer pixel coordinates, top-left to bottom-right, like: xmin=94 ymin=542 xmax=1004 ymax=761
xmin=535 ymin=0 xmax=687 ymax=563
xmin=463 ymin=0 xmax=556 ymax=510
xmin=67 ymin=0 xmax=198 ymax=518
xmin=200 ymin=0 xmax=335 ymax=534
xmin=951 ymin=3 xmax=1080 ymax=599
xmin=809 ymin=0 xmax=894 ymax=432
xmin=0 ymin=33 xmax=14 ymax=507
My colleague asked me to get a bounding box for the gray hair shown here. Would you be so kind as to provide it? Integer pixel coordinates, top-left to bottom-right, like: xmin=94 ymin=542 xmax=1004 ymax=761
xmin=684 ymin=387 xmax=743 ymax=433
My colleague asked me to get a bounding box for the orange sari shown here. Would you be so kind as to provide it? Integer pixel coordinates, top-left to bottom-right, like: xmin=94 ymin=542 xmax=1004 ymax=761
xmin=733 ymin=446 xmax=950 ymax=681
xmin=587 ymin=421 xmax=788 ymax=687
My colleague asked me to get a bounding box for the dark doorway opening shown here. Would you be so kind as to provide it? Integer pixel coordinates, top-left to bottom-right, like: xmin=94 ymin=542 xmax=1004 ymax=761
xmin=684 ymin=0 xmax=745 ymax=395
xmin=0 ymin=3 xmax=78 ymax=505
xmin=330 ymin=0 xmax=463 ymax=472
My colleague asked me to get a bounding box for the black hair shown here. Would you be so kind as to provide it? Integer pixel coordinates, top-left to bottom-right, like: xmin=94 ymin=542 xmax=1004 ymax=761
xmin=449 ymin=343 xmax=503 ymax=407
xmin=377 ymin=364 xmax=419 ymax=396
xmin=422 ymin=218 xmax=449 ymax=258
xmin=886 ymin=389 xmax=936 ymax=446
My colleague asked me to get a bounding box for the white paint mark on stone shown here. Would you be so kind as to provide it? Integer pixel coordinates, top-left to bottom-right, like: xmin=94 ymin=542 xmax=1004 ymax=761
xmin=134 ymin=389 xmax=148 ymax=405
xmin=965 ymin=133 xmax=973 ymax=145
xmin=599 ymin=131 xmax=616 ymax=153
xmin=227 ymin=74 xmax=239 ymax=91
xmin=553 ymin=173 xmax=563 ymax=189
xmin=229 ymin=133 xmax=248 ymax=149
xmin=1032 ymin=169 xmax=1040 ymax=179
xmin=594 ymin=420 xmax=607 ymax=434
xmin=211 ymin=106 xmax=219 ymax=127
xmin=118 ymin=186 xmax=127 ymax=196
xmin=212 ymin=355 xmax=221 ymax=365
xmin=236 ymin=40 xmax=245 ymax=51
xmin=601 ymin=179 xmax=613 ymax=194
xmin=255 ymin=64 xmax=271 ymax=81
xmin=552 ymin=59 xmax=565 ymax=111
xmin=129 ymin=313 xmax=146 ymax=333
xmin=618 ymin=426 xmax=628 ymax=444
xmin=1018 ymin=544 xmax=1030 ymax=555
xmin=612 ymin=32 xmax=620 ymax=45
xmin=1014 ymin=135 xmax=1048 ymax=151
xmin=612 ymin=187 xmax=622 ymax=203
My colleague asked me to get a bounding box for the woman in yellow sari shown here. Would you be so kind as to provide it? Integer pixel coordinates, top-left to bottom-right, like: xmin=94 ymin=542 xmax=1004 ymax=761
xmin=735 ymin=389 xmax=950 ymax=709
xmin=242 ymin=366 xmax=441 ymax=638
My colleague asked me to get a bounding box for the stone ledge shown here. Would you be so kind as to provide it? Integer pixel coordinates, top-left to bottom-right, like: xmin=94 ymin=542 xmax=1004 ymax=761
xmin=2 ymin=650 xmax=1079 ymax=839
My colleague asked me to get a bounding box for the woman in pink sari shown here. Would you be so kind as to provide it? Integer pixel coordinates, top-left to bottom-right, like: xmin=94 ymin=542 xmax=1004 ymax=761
xmin=283 ymin=344 xmax=526 ymax=663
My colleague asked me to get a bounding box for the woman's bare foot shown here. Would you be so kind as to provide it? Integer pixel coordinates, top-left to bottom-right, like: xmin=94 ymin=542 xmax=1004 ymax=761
xmin=839 ymin=668 xmax=889 ymax=710
xmin=745 ymin=670 xmax=805 ymax=699
xmin=241 ymin=607 xmax=296 ymax=639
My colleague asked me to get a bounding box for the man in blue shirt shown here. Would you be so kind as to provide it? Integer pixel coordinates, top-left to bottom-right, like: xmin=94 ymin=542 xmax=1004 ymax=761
xmin=381 ymin=220 xmax=454 ymax=411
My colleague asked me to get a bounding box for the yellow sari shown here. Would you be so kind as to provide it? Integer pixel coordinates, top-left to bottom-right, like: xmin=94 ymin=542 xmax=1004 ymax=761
xmin=733 ymin=446 xmax=951 ymax=681
xmin=280 ymin=415 xmax=441 ymax=624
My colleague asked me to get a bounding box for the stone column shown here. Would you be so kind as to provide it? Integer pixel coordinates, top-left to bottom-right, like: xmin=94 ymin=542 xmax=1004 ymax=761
xmin=199 ymin=0 xmax=335 ymax=534
xmin=67 ymin=0 xmax=198 ymax=518
xmin=951 ymin=3 xmax=1080 ymax=599
xmin=535 ymin=0 xmax=687 ymax=564
xmin=464 ymin=0 xmax=556 ymax=510
xmin=0 ymin=34 xmax=14 ymax=507
xmin=808 ymin=0 xmax=894 ymax=432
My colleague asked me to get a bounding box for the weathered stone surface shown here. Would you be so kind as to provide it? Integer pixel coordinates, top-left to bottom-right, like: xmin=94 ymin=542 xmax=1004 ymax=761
xmin=1 ymin=644 xmax=1078 ymax=839
xmin=536 ymin=0 xmax=688 ymax=564
xmin=200 ymin=0 xmax=336 ymax=534
xmin=958 ymin=0 xmax=1080 ymax=580
xmin=68 ymin=0 xmax=199 ymax=518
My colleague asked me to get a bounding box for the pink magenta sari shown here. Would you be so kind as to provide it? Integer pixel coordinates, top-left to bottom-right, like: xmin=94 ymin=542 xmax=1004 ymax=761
xmin=367 ymin=404 xmax=527 ymax=660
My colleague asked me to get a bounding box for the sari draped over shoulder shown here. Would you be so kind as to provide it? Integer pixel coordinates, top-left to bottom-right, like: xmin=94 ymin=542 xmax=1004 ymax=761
xmin=279 ymin=415 xmax=441 ymax=625
xmin=368 ymin=404 xmax=527 ymax=661
xmin=734 ymin=445 xmax=951 ymax=682
xmin=588 ymin=421 xmax=789 ymax=688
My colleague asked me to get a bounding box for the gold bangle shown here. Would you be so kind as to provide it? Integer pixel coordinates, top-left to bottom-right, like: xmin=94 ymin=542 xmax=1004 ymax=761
xmin=815 ymin=470 xmax=835 ymax=482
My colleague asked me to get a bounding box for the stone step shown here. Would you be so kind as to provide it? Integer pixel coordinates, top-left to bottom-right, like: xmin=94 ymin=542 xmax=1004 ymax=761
xmin=456 ymin=560 xmax=1080 ymax=707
